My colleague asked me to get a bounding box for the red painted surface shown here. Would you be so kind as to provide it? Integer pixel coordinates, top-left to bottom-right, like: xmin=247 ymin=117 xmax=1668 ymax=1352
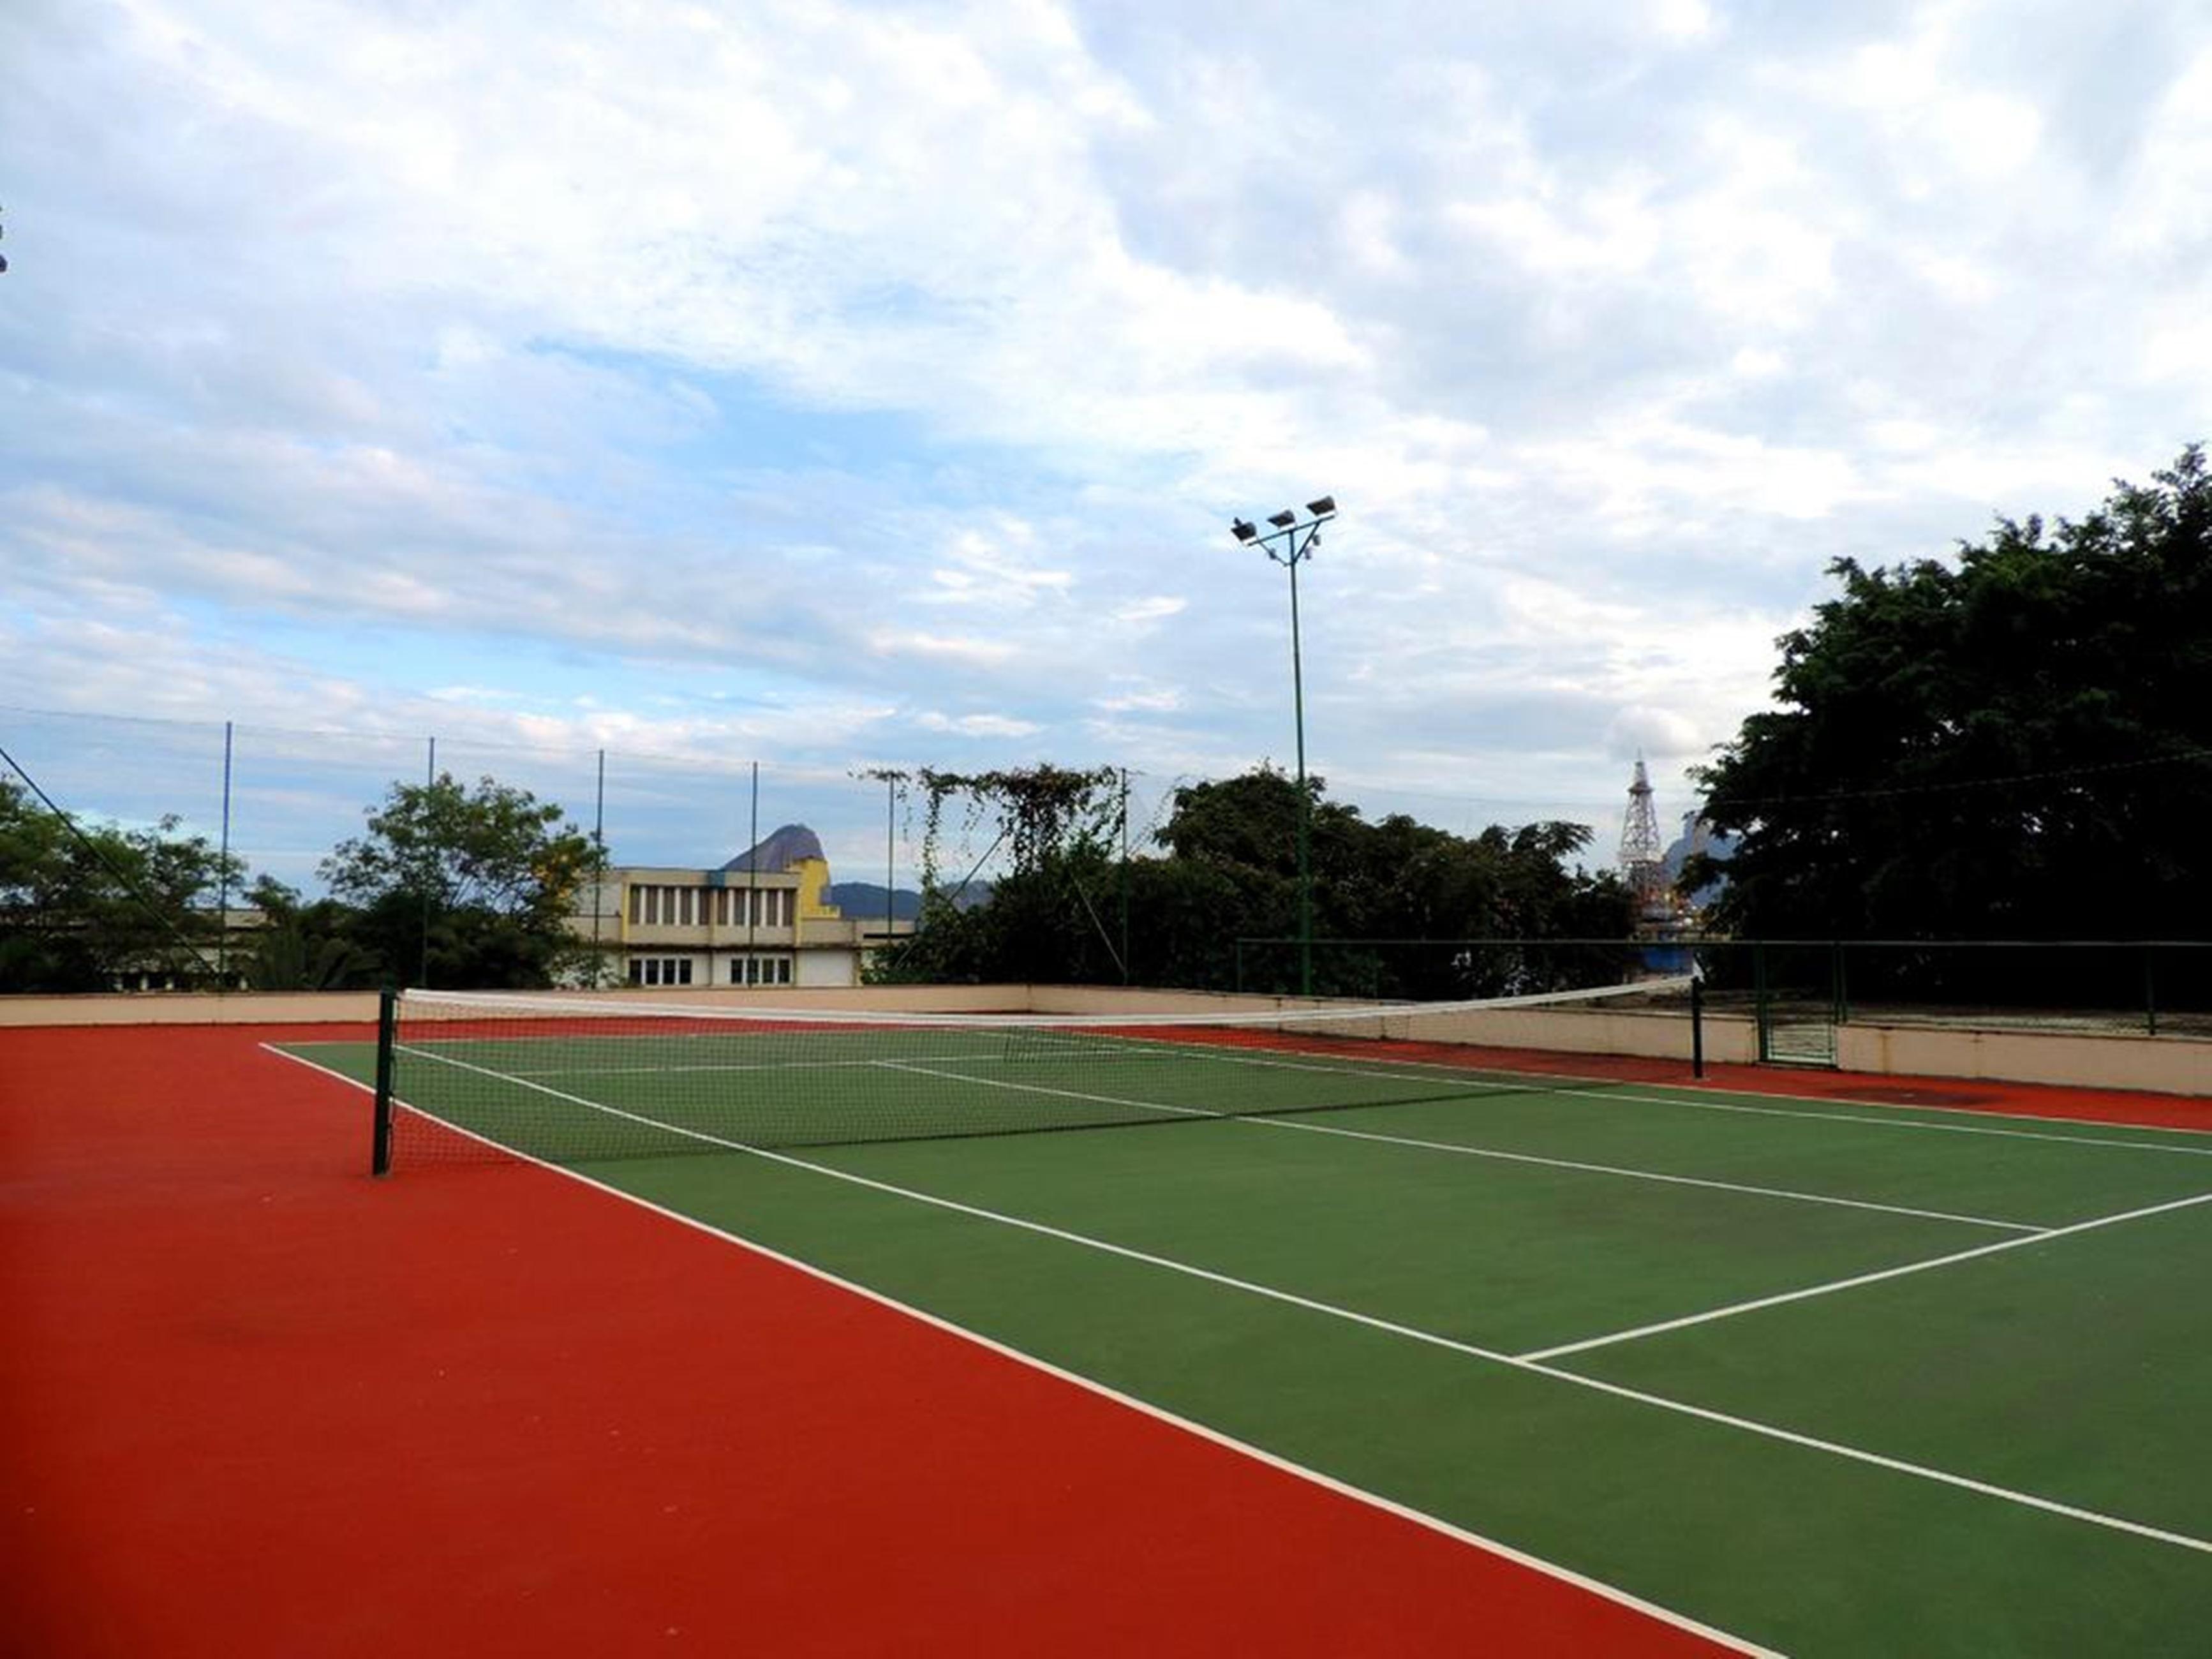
xmin=2 ymin=1024 xmax=1737 ymax=1657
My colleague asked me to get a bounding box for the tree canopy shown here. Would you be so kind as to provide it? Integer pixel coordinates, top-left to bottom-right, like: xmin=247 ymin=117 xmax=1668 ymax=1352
xmin=320 ymin=771 xmax=598 ymax=988
xmin=881 ymin=763 xmax=1631 ymax=994
xmin=0 ymin=775 xmax=242 ymax=992
xmin=1695 ymin=445 xmax=2212 ymax=940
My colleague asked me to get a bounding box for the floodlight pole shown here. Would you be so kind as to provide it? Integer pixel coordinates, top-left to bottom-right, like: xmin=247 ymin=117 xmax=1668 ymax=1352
xmin=1230 ymin=498 xmax=1337 ymax=997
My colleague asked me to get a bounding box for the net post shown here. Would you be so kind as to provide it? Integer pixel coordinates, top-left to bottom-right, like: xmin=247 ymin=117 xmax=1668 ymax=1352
xmin=371 ymin=985 xmax=397 ymax=1177
xmin=1689 ymin=969 xmax=1705 ymax=1079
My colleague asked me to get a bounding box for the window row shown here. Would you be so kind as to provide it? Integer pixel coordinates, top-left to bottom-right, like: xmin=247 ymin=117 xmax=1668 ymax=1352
xmin=623 ymin=954 xmax=794 ymax=987
xmin=628 ymin=883 xmax=795 ymax=928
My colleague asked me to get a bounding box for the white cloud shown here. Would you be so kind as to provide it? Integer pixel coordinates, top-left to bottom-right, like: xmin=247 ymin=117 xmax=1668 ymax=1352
xmin=4 ymin=0 xmax=2204 ymax=852
xmin=916 ymin=711 xmax=1044 ymax=738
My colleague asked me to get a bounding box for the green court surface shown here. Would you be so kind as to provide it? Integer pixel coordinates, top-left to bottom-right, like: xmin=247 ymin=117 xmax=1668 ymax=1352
xmin=287 ymin=1024 xmax=2212 ymax=1656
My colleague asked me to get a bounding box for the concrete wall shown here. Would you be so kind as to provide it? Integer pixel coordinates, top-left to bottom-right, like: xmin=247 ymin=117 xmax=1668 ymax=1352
xmin=0 ymin=991 xmax=385 ymax=1027
xmin=1839 ymin=1021 xmax=2211 ymax=1097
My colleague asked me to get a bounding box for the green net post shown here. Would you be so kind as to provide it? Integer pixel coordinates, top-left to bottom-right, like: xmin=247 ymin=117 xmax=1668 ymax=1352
xmin=372 ymin=986 xmax=397 ymax=1177
xmin=1751 ymin=941 xmax=1769 ymax=1061
xmin=1690 ymin=971 xmax=1705 ymax=1079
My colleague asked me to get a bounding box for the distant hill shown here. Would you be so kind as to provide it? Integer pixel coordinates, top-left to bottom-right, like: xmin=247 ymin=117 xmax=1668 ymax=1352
xmin=1663 ymin=815 xmax=1737 ymax=907
xmin=826 ymin=882 xmax=923 ymax=921
xmin=827 ymin=881 xmax=993 ymax=918
xmin=724 ymin=823 xmax=825 ymax=873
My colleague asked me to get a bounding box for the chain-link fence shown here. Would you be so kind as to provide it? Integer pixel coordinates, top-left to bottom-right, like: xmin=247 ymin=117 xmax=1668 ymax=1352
xmin=0 ymin=705 xmax=1227 ymax=990
xmin=1234 ymin=936 xmax=2212 ymax=1042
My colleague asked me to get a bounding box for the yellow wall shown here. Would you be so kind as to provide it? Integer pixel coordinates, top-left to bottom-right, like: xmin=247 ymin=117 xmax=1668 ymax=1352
xmin=793 ymin=856 xmax=840 ymax=920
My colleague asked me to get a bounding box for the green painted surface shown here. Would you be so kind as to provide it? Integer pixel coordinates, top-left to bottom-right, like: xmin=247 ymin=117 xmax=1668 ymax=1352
xmin=288 ymin=1032 xmax=2212 ymax=1655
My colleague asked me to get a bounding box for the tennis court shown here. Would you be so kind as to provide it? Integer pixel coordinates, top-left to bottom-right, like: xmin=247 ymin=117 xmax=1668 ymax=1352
xmin=266 ymin=990 xmax=2212 ymax=1655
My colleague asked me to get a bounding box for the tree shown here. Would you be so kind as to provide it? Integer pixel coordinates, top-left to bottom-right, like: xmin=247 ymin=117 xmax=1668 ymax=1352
xmin=870 ymin=763 xmax=1124 ymax=985
xmin=240 ymin=877 xmax=381 ymax=992
xmin=1158 ymin=773 xmax=1630 ymax=996
xmin=881 ymin=763 xmax=1632 ymax=994
xmin=0 ymin=775 xmax=244 ymax=992
xmin=320 ymin=772 xmax=597 ymax=988
xmin=1695 ymin=445 xmax=2212 ymax=942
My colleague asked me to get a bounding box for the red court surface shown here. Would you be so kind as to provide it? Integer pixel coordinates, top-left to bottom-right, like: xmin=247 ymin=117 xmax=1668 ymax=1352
xmin=2 ymin=1025 xmax=1749 ymax=1656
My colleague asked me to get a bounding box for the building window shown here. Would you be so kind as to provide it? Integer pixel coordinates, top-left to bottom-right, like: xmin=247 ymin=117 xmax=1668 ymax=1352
xmin=628 ymin=886 xmax=643 ymax=925
xmin=628 ymin=958 xmax=644 ymax=985
xmin=677 ymin=958 xmax=694 ymax=986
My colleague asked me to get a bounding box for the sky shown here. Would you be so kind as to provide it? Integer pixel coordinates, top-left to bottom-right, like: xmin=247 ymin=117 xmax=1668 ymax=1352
xmin=5 ymin=0 xmax=2210 ymax=891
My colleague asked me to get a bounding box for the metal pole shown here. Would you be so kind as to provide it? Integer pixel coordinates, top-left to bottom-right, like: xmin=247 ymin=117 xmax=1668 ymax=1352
xmin=1288 ymin=551 xmax=1311 ymax=997
xmin=747 ymin=760 xmax=760 ymax=983
xmin=592 ymin=748 xmax=607 ymax=987
xmin=371 ymin=985 xmax=397 ymax=1177
xmin=1690 ymin=971 xmax=1706 ymax=1079
xmin=1230 ymin=498 xmax=1333 ymax=1001
xmin=420 ymin=736 xmax=435 ymax=988
xmin=1118 ymin=768 xmax=1131 ymax=986
xmin=216 ymin=719 xmax=234 ymax=992
xmin=885 ymin=772 xmax=896 ymax=969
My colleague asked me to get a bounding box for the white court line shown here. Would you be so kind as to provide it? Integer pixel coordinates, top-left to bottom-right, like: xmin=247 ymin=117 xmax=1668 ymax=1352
xmin=263 ymin=1043 xmax=1779 ymax=1657
xmin=882 ymin=1060 xmax=2047 ymax=1234
xmin=399 ymin=1025 xmax=2212 ymax=1157
xmin=1215 ymin=1046 xmax=2212 ymax=1160
xmin=1518 ymin=1186 xmax=2212 ymax=1362
xmin=373 ymin=1044 xmax=2212 ymax=1561
xmin=918 ymin=1033 xmax=2212 ymax=1160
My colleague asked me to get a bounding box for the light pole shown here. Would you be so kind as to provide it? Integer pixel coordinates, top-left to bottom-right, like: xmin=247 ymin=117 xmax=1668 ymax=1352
xmin=1231 ymin=495 xmax=1336 ymax=997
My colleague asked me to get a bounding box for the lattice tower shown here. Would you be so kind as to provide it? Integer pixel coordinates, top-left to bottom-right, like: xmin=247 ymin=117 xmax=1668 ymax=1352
xmin=1619 ymin=756 xmax=1671 ymax=919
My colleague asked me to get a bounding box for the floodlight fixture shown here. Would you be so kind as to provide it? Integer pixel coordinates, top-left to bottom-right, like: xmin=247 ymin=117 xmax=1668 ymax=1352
xmin=1227 ymin=491 xmax=1339 ymax=996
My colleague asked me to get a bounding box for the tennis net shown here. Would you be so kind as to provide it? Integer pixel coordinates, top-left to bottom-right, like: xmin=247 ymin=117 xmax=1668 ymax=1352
xmin=370 ymin=979 xmax=1695 ymax=1173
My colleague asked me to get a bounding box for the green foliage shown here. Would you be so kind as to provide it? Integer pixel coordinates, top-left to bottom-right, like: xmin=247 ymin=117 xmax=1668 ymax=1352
xmin=0 ymin=775 xmax=243 ymax=992
xmin=319 ymin=772 xmax=597 ymax=988
xmin=880 ymin=763 xmax=1630 ymax=993
xmin=1697 ymin=445 xmax=2212 ymax=939
xmin=240 ymin=879 xmax=381 ymax=992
